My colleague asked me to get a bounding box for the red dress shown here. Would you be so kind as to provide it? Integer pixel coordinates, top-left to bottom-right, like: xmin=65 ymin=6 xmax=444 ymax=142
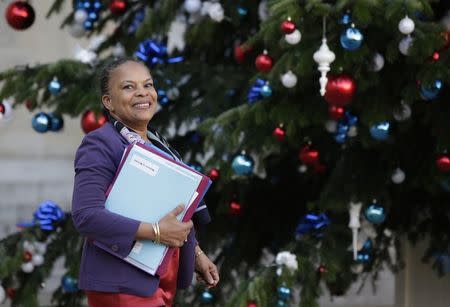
xmin=86 ymin=248 xmax=180 ymax=307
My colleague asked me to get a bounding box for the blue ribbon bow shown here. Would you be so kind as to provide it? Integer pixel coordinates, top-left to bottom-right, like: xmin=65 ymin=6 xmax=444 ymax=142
xmin=135 ymin=39 xmax=183 ymax=68
xmin=247 ymin=78 xmax=267 ymax=104
xmin=33 ymin=200 xmax=66 ymax=231
xmin=295 ymin=213 xmax=330 ymax=239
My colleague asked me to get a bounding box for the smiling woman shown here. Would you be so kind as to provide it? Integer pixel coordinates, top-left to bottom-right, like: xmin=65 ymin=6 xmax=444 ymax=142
xmin=71 ymin=57 xmax=219 ymax=307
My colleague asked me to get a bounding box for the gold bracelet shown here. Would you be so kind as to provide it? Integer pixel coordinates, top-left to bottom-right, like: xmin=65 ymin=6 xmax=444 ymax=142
xmin=151 ymin=223 xmax=158 ymax=244
xmin=195 ymin=249 xmax=204 ymax=257
xmin=155 ymin=222 xmax=161 ymax=244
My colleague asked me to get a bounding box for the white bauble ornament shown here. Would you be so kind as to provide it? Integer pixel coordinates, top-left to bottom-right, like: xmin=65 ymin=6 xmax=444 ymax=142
xmin=34 ymin=242 xmax=47 ymax=254
xmin=208 ymin=3 xmax=224 ymax=22
xmin=347 ymin=126 xmax=358 ymax=137
xmin=69 ymin=23 xmax=86 ymax=38
xmin=391 ymin=168 xmax=405 ymax=184
xmin=398 ymin=15 xmax=415 ymax=35
xmin=0 ymin=100 xmax=13 ymax=120
xmin=370 ymin=53 xmax=384 ymax=72
xmin=32 ymin=254 xmax=44 ymax=266
xmin=112 ymin=43 xmax=126 ymax=58
xmin=393 ymin=102 xmax=412 ymax=121
xmin=184 ymin=0 xmax=202 ymax=14
xmin=313 ymin=38 xmax=336 ymax=96
xmin=21 ymin=262 xmax=34 ymax=273
xmin=441 ymin=12 xmax=450 ymax=31
xmin=298 ymin=165 xmax=307 ymax=173
xmin=74 ymin=45 xmax=97 ymax=65
xmin=258 ymin=0 xmax=269 ymax=21
xmin=280 ymin=71 xmax=298 ymax=88
xmin=399 ymin=35 xmax=414 ymax=55
xmin=285 ymin=29 xmax=301 ymax=45
xmin=325 ymin=120 xmax=337 ymax=133
xmin=351 ymin=263 xmax=364 ymax=274
xmin=0 ymin=285 xmax=5 ymax=303
xmin=74 ymin=9 xmax=88 ymax=24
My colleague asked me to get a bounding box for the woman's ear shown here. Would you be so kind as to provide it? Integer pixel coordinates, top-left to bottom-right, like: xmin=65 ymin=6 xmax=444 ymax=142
xmin=102 ymin=95 xmax=114 ymax=112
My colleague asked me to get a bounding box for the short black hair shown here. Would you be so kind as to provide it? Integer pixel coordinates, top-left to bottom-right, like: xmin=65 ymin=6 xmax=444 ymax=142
xmin=99 ymin=57 xmax=147 ymax=96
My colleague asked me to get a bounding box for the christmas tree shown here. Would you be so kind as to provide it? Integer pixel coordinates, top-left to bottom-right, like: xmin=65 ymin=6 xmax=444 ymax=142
xmin=1 ymin=0 xmax=450 ymax=306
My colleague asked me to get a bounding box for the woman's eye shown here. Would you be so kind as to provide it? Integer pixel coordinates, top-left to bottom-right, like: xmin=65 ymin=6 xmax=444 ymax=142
xmin=123 ymin=85 xmax=133 ymax=90
xmin=145 ymin=83 xmax=154 ymax=88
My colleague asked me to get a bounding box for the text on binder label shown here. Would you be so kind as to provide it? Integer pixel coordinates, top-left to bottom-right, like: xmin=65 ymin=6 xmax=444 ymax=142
xmin=130 ymin=154 xmax=159 ymax=176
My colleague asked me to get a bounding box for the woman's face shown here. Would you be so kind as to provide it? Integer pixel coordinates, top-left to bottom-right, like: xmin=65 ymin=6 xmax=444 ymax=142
xmin=102 ymin=61 xmax=158 ymax=128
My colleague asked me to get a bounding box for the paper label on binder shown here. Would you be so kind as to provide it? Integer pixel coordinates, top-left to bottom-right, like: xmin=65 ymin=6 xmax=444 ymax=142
xmin=131 ymin=241 xmax=143 ymax=254
xmin=130 ymin=154 xmax=159 ymax=176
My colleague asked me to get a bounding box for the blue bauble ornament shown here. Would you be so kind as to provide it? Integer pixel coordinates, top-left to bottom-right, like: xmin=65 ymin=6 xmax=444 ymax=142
xmin=200 ymin=289 xmax=214 ymax=303
xmin=48 ymin=79 xmax=62 ymax=95
xmin=340 ymin=13 xmax=351 ymax=25
xmin=237 ymin=7 xmax=248 ymax=17
xmin=364 ymin=203 xmax=386 ymax=224
xmin=189 ymin=162 xmax=203 ymax=173
xmin=157 ymin=89 xmax=169 ymax=106
xmin=335 ymin=133 xmax=347 ymax=144
xmin=345 ymin=112 xmax=358 ymax=126
xmin=49 ymin=113 xmax=64 ymax=132
xmin=61 ymin=275 xmax=78 ymax=293
xmin=231 ymin=153 xmax=254 ymax=175
xmin=420 ymin=80 xmax=443 ymax=100
xmin=88 ymin=11 xmax=98 ymax=21
xmin=361 ymin=239 xmax=373 ymax=251
xmin=83 ymin=20 xmax=93 ymax=30
xmin=337 ymin=123 xmax=349 ymax=134
xmin=340 ymin=26 xmax=364 ymax=51
xmin=93 ymin=1 xmax=102 ymax=10
xmin=260 ymin=84 xmax=272 ymax=97
xmin=277 ymin=286 xmax=291 ymax=300
xmin=370 ymin=121 xmax=390 ymax=141
xmin=277 ymin=299 xmax=289 ymax=307
xmin=356 ymin=252 xmax=370 ymax=263
xmin=32 ymin=112 xmax=51 ymax=133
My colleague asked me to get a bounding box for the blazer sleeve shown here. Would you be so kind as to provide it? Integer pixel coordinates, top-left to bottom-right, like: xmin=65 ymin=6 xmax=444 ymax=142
xmin=192 ymin=200 xmax=211 ymax=226
xmin=71 ymin=133 xmax=140 ymax=258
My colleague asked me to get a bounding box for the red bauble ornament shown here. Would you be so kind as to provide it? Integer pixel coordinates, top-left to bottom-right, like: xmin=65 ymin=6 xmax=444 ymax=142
xmin=318 ymin=265 xmax=328 ymax=274
xmin=229 ymin=201 xmax=242 ymax=216
xmin=255 ymin=51 xmax=273 ymax=72
xmin=272 ymin=126 xmax=286 ymax=142
xmin=23 ymin=251 xmax=33 ymax=262
xmin=234 ymin=45 xmax=246 ymax=64
xmin=5 ymin=1 xmax=35 ymax=30
xmin=432 ymin=51 xmax=440 ymax=61
xmin=6 ymin=287 xmax=16 ymax=299
xmin=24 ymin=99 xmax=35 ymax=110
xmin=247 ymin=300 xmax=258 ymax=307
xmin=299 ymin=145 xmax=319 ymax=166
xmin=328 ymin=105 xmax=345 ymax=120
xmin=109 ymin=0 xmax=127 ymax=15
xmin=313 ymin=163 xmax=327 ymax=174
xmin=0 ymin=103 xmax=5 ymax=114
xmin=81 ymin=110 xmax=107 ymax=134
xmin=208 ymin=168 xmax=220 ymax=181
xmin=436 ymin=155 xmax=450 ymax=172
xmin=280 ymin=19 xmax=296 ymax=34
xmin=324 ymin=74 xmax=356 ymax=107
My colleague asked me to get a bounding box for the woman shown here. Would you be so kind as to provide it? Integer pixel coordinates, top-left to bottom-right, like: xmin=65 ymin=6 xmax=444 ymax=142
xmin=72 ymin=57 xmax=219 ymax=307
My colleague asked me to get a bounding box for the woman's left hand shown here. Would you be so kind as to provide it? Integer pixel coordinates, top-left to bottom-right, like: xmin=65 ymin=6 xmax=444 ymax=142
xmin=194 ymin=248 xmax=219 ymax=288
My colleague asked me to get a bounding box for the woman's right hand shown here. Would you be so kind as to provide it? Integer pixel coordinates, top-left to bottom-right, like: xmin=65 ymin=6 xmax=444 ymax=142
xmin=158 ymin=204 xmax=193 ymax=247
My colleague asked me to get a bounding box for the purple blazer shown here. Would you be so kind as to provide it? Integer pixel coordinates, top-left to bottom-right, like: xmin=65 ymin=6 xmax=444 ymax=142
xmin=72 ymin=122 xmax=210 ymax=296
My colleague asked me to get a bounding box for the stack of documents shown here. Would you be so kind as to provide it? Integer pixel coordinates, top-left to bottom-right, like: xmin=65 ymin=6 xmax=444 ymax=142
xmin=94 ymin=142 xmax=211 ymax=275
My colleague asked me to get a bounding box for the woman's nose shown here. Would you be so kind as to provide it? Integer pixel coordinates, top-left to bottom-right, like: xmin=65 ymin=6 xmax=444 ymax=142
xmin=135 ymin=86 xmax=150 ymax=97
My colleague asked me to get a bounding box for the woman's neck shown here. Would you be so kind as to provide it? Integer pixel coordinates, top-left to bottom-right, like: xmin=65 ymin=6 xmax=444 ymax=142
xmin=111 ymin=115 xmax=149 ymax=141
